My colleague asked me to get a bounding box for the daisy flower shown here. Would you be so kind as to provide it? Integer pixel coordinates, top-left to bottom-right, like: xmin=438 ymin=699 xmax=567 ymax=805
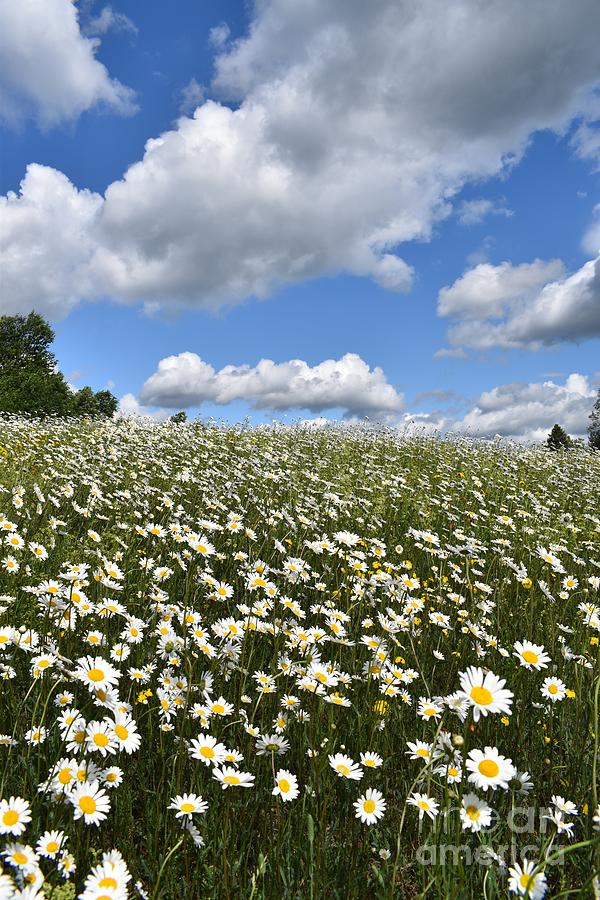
xmin=189 ymin=733 xmax=227 ymax=766
xmin=111 ymin=716 xmax=141 ymax=754
xmin=460 ymin=793 xmax=492 ymax=832
xmin=466 ymin=747 xmax=515 ymax=792
xmin=75 ymin=656 xmax=120 ymax=694
xmin=508 ymin=859 xmax=548 ymax=898
xmin=328 ymin=753 xmax=363 ymax=780
xmin=168 ymin=793 xmax=208 ymax=819
xmin=272 ymin=770 xmax=299 ymax=802
xmin=551 ymin=795 xmax=578 ymax=816
xmin=212 ymin=766 xmax=255 ymax=789
xmin=541 ymin=677 xmax=567 ymax=702
xmin=513 ymin=641 xmax=551 ymax=671
xmin=417 ymin=698 xmax=443 ymax=721
xmin=360 ymin=751 xmax=383 ymax=769
xmin=354 ymin=788 xmax=386 ymax=825
xmin=406 ymin=741 xmax=432 ymax=762
xmin=408 ymin=792 xmax=439 ymax=821
xmin=69 ymin=781 xmax=111 ymax=826
xmin=458 ymin=666 xmax=513 ymax=722
xmin=2 ymin=842 xmax=39 ymax=873
xmin=36 ymin=830 xmax=66 ymax=859
xmin=0 ymin=797 xmax=31 ymax=836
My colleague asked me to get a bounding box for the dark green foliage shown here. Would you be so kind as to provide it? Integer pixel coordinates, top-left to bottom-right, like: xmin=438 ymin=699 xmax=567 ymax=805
xmin=0 ymin=312 xmax=117 ymax=418
xmin=589 ymin=389 xmax=600 ymax=450
xmin=547 ymin=423 xmax=572 ymax=451
xmin=170 ymin=410 xmax=187 ymax=424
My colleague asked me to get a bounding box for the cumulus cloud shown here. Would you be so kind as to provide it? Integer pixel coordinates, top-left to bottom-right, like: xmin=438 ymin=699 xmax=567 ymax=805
xmin=439 ymin=254 xmax=600 ymax=349
xmin=456 ymin=198 xmax=513 ymax=226
xmin=0 ymin=165 xmax=103 ymax=318
xmin=451 ymin=372 xmax=596 ymax=440
xmin=0 ymin=0 xmax=136 ymax=126
xmin=402 ymin=372 xmax=596 ymax=441
xmin=138 ymin=352 xmax=404 ymax=418
xmin=2 ymin=0 xmax=600 ymax=316
xmin=438 ymin=259 xmax=565 ymax=320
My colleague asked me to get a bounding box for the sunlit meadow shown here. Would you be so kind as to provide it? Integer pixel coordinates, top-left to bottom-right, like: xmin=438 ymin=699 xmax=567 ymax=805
xmin=0 ymin=417 xmax=598 ymax=899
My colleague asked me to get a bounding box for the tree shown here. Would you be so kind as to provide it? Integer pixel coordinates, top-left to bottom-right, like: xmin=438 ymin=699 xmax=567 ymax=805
xmin=589 ymin=389 xmax=600 ymax=450
xmin=0 ymin=312 xmax=117 ymax=418
xmin=546 ymin=423 xmax=572 ymax=451
xmin=170 ymin=411 xmax=187 ymax=424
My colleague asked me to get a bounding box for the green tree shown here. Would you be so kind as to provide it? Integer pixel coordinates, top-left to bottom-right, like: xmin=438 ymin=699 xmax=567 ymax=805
xmin=170 ymin=411 xmax=187 ymax=424
xmin=546 ymin=423 xmax=572 ymax=451
xmin=589 ymin=389 xmax=600 ymax=450
xmin=0 ymin=312 xmax=117 ymax=418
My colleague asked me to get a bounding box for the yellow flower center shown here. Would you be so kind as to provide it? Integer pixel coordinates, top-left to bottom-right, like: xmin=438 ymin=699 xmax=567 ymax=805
xmin=115 ymin=725 xmax=129 ymax=740
xmin=94 ymin=733 xmax=109 ymax=747
xmin=47 ymin=841 xmax=59 ymax=853
xmin=478 ymin=760 xmax=500 ymax=778
xmin=278 ymin=778 xmax=290 ymax=793
xmin=79 ymin=796 xmax=97 ymax=814
xmin=224 ymin=774 xmax=240 ymax=785
xmin=418 ymin=800 xmax=430 ymax=811
xmin=337 ymin=765 xmax=350 ymax=776
xmin=2 ymin=810 xmax=19 ymax=826
xmin=520 ymin=873 xmax=534 ymax=890
xmin=59 ymin=769 xmax=73 ymax=784
xmin=99 ymin=877 xmax=118 ymax=889
xmin=87 ymin=668 xmax=105 ymax=682
xmin=180 ymin=802 xmax=195 ymax=812
xmin=522 ymin=650 xmax=538 ymax=664
xmin=548 ymin=684 xmax=558 ymax=694
xmin=201 ymin=747 xmax=215 ymax=758
xmin=13 ymin=851 xmax=28 ymax=865
xmin=363 ymin=799 xmax=376 ymax=813
xmin=470 ymin=686 xmax=493 ymax=705
xmin=212 ymin=703 xmax=225 ymax=714
xmin=466 ymin=805 xmax=480 ymax=820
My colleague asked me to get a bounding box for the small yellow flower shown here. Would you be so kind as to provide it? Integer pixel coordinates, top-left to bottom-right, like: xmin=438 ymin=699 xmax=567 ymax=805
xmin=373 ymin=700 xmax=389 ymax=716
xmin=590 ymin=637 xmax=599 ymax=647
xmin=521 ymin=578 xmax=532 ymax=589
xmin=566 ymin=689 xmax=576 ymax=699
xmin=501 ymin=716 xmax=509 ymax=726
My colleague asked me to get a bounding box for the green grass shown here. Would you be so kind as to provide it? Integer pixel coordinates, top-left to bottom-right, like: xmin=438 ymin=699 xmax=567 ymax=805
xmin=0 ymin=417 xmax=598 ymax=898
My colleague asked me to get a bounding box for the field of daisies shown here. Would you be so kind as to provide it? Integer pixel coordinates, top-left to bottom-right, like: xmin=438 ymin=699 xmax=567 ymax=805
xmin=0 ymin=417 xmax=598 ymax=899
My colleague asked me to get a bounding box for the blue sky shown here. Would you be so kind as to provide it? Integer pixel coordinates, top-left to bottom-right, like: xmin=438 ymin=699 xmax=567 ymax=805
xmin=1 ymin=0 xmax=599 ymax=437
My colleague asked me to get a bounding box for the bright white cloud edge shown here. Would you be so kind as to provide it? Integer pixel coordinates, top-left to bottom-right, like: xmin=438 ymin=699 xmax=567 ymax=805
xmin=2 ymin=0 xmax=600 ymax=326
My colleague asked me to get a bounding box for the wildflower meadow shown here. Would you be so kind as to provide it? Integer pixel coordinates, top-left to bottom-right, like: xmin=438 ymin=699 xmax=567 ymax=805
xmin=0 ymin=417 xmax=598 ymax=899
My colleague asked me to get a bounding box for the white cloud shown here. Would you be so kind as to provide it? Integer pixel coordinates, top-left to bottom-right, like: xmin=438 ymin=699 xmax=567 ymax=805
xmin=438 ymin=259 xmax=565 ymax=319
xmin=457 ymin=198 xmax=513 ymax=226
xmin=178 ymin=78 xmax=205 ymax=116
xmin=439 ymin=255 xmax=600 ymax=349
xmin=433 ymin=347 xmax=468 ymax=360
xmin=0 ymin=0 xmax=136 ymax=127
xmin=138 ymin=351 xmax=404 ymax=418
xmin=0 ymin=165 xmax=103 ymax=318
xmin=402 ymin=372 xmax=596 ymax=441
xmin=117 ymin=393 xmax=169 ymax=421
xmin=583 ymin=203 xmax=600 ymax=255
xmin=209 ymin=23 xmax=230 ymax=49
xmin=451 ymin=372 xmax=596 ymax=440
xmin=3 ymin=0 xmax=600 ymax=315
xmin=84 ymin=5 xmax=138 ymax=37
